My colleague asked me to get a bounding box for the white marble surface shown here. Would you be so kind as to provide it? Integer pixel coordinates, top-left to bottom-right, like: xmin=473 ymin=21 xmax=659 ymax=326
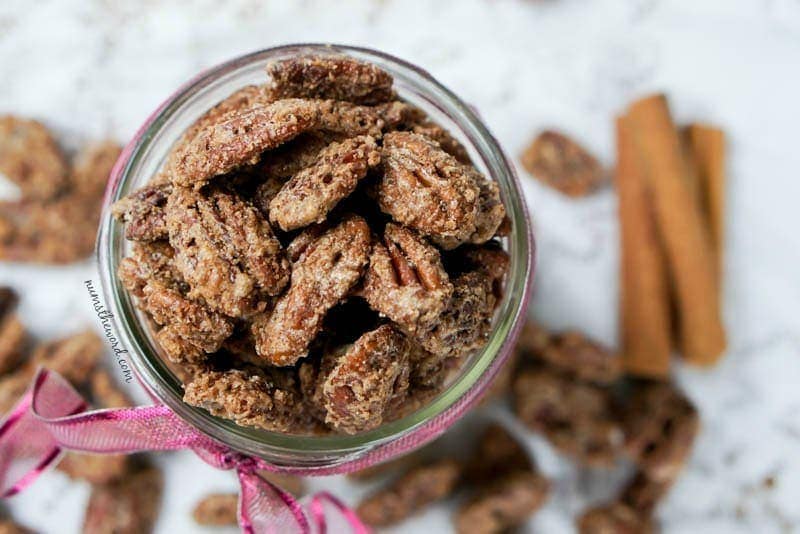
xmin=1 ymin=0 xmax=799 ymax=532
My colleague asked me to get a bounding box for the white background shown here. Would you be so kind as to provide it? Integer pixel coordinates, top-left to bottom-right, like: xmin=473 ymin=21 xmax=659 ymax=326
xmin=1 ymin=0 xmax=799 ymax=532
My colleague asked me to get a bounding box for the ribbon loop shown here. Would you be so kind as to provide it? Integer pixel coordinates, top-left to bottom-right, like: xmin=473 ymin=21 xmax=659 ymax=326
xmin=0 ymin=368 xmax=369 ymax=533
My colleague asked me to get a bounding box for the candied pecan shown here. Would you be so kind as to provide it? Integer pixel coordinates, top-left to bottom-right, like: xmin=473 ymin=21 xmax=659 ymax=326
xmin=117 ymin=240 xmax=185 ymax=298
xmin=465 ymin=423 xmax=533 ymax=483
xmin=433 ymin=171 xmax=504 ymax=249
xmin=320 ymin=325 xmax=411 ymax=434
xmin=516 ymin=320 xmax=551 ymax=358
xmin=455 ymin=471 xmax=550 ymax=534
xmin=356 ymin=458 xmax=462 ymax=527
xmin=90 ymin=368 xmax=132 ymax=409
xmin=520 ymin=130 xmax=606 ymax=197
xmin=167 ymin=186 xmax=289 ymax=317
xmin=141 ymin=280 xmax=233 ymax=362
xmin=537 ymin=331 xmax=622 ymax=385
xmin=269 ymin=135 xmax=380 ymax=231
xmin=267 ymin=55 xmax=394 ymax=105
xmin=0 ymin=519 xmax=31 ymax=534
xmin=192 ymin=493 xmax=238 ymax=526
xmin=58 ymin=453 xmax=130 ymax=486
xmin=0 ymin=288 xmax=25 ymax=375
xmin=251 ymin=215 xmax=370 ymax=366
xmin=578 ymin=502 xmax=655 ymax=534
xmin=620 ymin=471 xmax=674 ymax=516
xmin=169 ymin=98 xmax=320 ymax=188
xmin=0 ymin=195 xmax=100 ymax=263
xmin=31 ymin=330 xmax=102 ymax=385
xmin=419 ymin=270 xmax=496 ymax=359
xmin=623 ymin=382 xmax=699 ymax=482
xmin=451 ymin=240 xmax=510 ymax=301
xmin=83 ymin=464 xmax=162 ymax=534
xmin=362 ymin=223 xmax=453 ymax=336
xmin=70 ymin=140 xmax=122 ymax=198
xmin=377 ymin=132 xmax=479 ymax=248
xmin=111 ymin=183 xmax=171 ymax=242
xmin=376 ymin=101 xmax=471 ymax=163
xmin=0 ymin=115 xmax=67 ymax=200
xmin=180 ymin=85 xmax=274 ymax=148
xmin=183 ymin=365 xmax=310 ymax=433
xmin=0 ymin=370 xmax=33 ymax=414
xmin=512 ymin=366 xmax=623 ymax=466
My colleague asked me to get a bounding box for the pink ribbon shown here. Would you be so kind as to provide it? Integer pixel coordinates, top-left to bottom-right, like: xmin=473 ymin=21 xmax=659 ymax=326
xmin=0 ymin=368 xmax=370 ymax=534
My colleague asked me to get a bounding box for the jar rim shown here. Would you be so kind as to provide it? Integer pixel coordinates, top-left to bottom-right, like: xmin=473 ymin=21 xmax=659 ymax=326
xmin=97 ymin=43 xmax=535 ymax=470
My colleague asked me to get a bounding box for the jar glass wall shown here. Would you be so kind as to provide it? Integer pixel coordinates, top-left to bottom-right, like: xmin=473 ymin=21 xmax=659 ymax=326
xmin=97 ymin=44 xmax=534 ymax=471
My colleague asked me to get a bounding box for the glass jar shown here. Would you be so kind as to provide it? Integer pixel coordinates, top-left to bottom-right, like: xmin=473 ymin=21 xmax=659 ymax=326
xmin=97 ymin=44 xmax=535 ymax=473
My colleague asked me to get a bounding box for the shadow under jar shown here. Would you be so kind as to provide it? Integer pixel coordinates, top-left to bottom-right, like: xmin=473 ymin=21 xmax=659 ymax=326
xmin=97 ymin=44 xmax=534 ymax=472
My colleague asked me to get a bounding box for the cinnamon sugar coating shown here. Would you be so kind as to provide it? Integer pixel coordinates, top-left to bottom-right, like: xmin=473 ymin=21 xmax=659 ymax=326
xmin=521 ymin=130 xmax=606 ymax=197
xmin=82 ymin=464 xmax=163 ymax=534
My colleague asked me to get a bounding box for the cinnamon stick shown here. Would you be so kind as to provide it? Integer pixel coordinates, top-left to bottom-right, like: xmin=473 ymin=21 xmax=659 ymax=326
xmin=627 ymin=95 xmax=726 ymax=366
xmin=616 ymin=116 xmax=672 ymax=378
xmin=685 ymin=124 xmax=725 ymax=278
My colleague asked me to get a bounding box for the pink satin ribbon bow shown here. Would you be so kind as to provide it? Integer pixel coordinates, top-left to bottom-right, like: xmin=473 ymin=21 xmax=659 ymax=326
xmin=0 ymin=368 xmax=369 ymax=534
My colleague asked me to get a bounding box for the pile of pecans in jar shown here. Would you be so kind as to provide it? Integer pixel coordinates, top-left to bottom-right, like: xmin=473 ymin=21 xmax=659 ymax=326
xmin=112 ymin=55 xmax=510 ymax=436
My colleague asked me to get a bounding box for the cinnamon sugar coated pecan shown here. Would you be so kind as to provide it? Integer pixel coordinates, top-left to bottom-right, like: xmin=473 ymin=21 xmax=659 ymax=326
xmin=513 ymin=366 xmax=623 ymax=466
xmin=455 ymin=471 xmax=550 ymax=534
xmin=0 ymin=115 xmax=67 ymax=200
xmin=521 ymin=130 xmax=606 ymax=197
xmin=321 ymin=325 xmax=411 ymax=434
xmin=356 ymin=458 xmax=462 ymax=526
xmin=269 ymin=135 xmax=380 ymax=230
xmin=111 ymin=53 xmax=511 ymax=435
xmin=267 ymin=55 xmax=394 ymax=105
xmin=623 ymin=382 xmax=699 ymax=482
xmin=82 ymin=464 xmax=163 ymax=534
xmin=578 ymin=502 xmax=655 ymax=534
xmin=192 ymin=493 xmax=238 ymax=526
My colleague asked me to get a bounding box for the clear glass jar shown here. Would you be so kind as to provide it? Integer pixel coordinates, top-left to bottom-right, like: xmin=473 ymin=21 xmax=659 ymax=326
xmin=97 ymin=44 xmax=534 ymax=473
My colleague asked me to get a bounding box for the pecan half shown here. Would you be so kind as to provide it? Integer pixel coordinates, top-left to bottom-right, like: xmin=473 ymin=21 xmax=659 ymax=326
xmin=362 ymin=223 xmax=453 ymax=336
xmin=0 ymin=115 xmax=67 ymax=200
xmin=183 ymin=365 xmax=311 ymax=433
xmin=512 ymin=366 xmax=624 ymax=467
xmin=167 ymin=187 xmax=289 ymax=317
xmin=269 ymin=135 xmax=380 ymax=231
xmin=70 ymin=140 xmax=122 ymax=198
xmin=578 ymin=502 xmax=655 ymax=534
xmin=141 ymin=280 xmax=233 ymax=363
xmin=267 ymin=55 xmax=394 ymax=105
xmin=83 ymin=464 xmax=163 ymax=534
xmin=251 ymin=215 xmax=371 ymax=366
xmin=192 ymin=493 xmax=238 ymax=526
xmin=376 ymin=101 xmax=471 ymax=163
xmin=419 ymin=270 xmax=496 ymax=359
xmin=357 ymin=458 xmax=462 ymax=527
xmin=520 ymin=130 xmax=606 ymax=197
xmin=117 ymin=240 xmax=185 ymax=298
xmin=111 ymin=183 xmax=171 ymax=242
xmin=455 ymin=471 xmax=550 ymax=534
xmin=377 ymin=132 xmax=479 ymax=248
xmin=623 ymin=382 xmax=699 ymax=482
xmin=320 ymin=325 xmax=411 ymax=434
xmin=169 ymin=98 xmax=320 ymax=188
